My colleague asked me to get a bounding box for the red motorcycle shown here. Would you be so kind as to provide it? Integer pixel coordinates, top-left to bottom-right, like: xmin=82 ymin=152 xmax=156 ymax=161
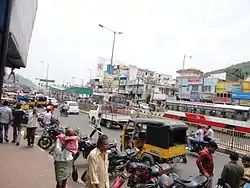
xmin=112 ymin=161 xmax=174 ymax=188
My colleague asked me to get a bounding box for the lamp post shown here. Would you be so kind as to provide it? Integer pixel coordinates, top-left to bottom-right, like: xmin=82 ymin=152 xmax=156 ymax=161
xmin=88 ymin=69 xmax=92 ymax=82
xmin=41 ymin=61 xmax=49 ymax=89
xmin=180 ymin=55 xmax=192 ymax=101
xmin=72 ymin=77 xmax=75 ymax=87
xmin=99 ymin=24 xmax=123 ymax=66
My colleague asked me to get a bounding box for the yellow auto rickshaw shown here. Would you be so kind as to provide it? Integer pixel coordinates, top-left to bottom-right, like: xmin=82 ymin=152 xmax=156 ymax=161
xmin=121 ymin=118 xmax=188 ymax=165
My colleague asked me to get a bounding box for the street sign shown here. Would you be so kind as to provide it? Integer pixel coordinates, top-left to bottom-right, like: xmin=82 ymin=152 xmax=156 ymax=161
xmin=39 ymin=79 xmax=55 ymax=83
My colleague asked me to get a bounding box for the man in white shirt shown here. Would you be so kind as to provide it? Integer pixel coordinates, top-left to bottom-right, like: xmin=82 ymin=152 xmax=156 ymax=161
xmin=187 ymin=125 xmax=204 ymax=150
xmin=43 ymin=108 xmax=52 ymax=127
xmin=205 ymin=126 xmax=214 ymax=142
xmin=0 ymin=101 xmax=13 ymax=143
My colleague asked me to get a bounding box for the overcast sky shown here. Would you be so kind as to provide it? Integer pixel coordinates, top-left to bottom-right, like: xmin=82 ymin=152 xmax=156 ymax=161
xmin=18 ymin=0 xmax=250 ymax=85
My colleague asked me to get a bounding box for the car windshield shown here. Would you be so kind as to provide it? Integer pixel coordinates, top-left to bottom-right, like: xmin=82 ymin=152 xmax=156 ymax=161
xmin=69 ymin=102 xmax=78 ymax=106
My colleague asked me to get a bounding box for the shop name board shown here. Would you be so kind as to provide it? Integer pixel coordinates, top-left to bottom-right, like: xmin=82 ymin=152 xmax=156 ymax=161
xmin=226 ymin=84 xmax=242 ymax=92
xmin=232 ymin=92 xmax=250 ymax=100
xmin=240 ymin=100 xmax=250 ymax=106
xmin=212 ymin=97 xmax=230 ymax=103
xmin=187 ymin=78 xmax=203 ymax=85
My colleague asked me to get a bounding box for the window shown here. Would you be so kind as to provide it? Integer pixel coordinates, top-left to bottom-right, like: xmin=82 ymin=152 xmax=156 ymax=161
xmin=92 ymin=106 xmax=98 ymax=110
xmin=202 ymin=86 xmax=211 ymax=92
xmin=191 ymin=85 xmax=198 ymax=91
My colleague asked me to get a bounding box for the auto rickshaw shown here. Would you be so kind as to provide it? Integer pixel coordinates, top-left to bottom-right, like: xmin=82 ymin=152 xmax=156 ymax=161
xmin=121 ymin=118 xmax=188 ymax=165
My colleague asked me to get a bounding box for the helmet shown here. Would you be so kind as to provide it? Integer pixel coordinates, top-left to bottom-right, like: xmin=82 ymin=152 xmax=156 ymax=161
xmin=46 ymin=106 xmax=53 ymax=111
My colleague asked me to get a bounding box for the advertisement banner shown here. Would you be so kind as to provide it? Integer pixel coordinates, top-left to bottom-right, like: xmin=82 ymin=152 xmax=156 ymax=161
xmin=188 ymin=78 xmax=203 ymax=85
xmin=212 ymin=97 xmax=230 ymax=103
xmin=232 ymin=92 xmax=250 ymax=100
xmin=240 ymin=100 xmax=250 ymax=106
xmin=226 ymin=84 xmax=242 ymax=92
xmin=106 ymin=64 xmax=114 ymax=73
xmin=199 ymin=93 xmax=213 ymax=100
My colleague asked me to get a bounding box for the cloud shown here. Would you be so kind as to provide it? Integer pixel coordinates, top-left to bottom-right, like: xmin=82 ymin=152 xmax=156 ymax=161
xmin=18 ymin=0 xmax=250 ymax=84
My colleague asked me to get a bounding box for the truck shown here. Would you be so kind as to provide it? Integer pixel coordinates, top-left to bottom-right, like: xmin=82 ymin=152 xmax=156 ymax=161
xmin=88 ymin=104 xmax=131 ymax=129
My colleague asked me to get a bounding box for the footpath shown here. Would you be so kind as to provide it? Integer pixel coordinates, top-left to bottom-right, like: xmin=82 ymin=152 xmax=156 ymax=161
xmin=0 ymin=139 xmax=57 ymax=188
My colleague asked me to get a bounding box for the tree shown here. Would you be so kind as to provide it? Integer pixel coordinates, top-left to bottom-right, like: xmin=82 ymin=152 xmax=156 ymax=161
xmin=226 ymin=68 xmax=245 ymax=80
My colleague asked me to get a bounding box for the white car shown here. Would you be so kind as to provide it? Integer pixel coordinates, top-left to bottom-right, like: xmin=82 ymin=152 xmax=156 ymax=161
xmin=48 ymin=97 xmax=58 ymax=108
xmin=140 ymin=103 xmax=149 ymax=110
xmin=65 ymin=101 xmax=80 ymax=114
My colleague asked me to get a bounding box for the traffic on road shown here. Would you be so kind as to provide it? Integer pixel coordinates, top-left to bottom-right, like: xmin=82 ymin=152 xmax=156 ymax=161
xmin=0 ymin=97 xmax=249 ymax=188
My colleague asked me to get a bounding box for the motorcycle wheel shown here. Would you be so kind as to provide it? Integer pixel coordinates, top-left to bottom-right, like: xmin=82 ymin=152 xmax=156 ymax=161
xmin=38 ymin=136 xmax=53 ymax=150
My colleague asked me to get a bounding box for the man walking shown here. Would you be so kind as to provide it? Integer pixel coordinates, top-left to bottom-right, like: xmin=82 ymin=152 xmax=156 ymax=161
xmin=43 ymin=107 xmax=52 ymax=127
xmin=0 ymin=101 xmax=12 ymax=143
xmin=12 ymin=104 xmax=25 ymax=146
xmin=218 ymin=152 xmax=244 ymax=188
xmin=196 ymin=141 xmax=218 ymax=188
xmin=85 ymin=134 xmax=110 ymax=188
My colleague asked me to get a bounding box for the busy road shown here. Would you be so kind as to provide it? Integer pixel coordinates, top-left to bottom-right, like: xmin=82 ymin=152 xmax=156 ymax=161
xmin=35 ymin=109 xmax=232 ymax=188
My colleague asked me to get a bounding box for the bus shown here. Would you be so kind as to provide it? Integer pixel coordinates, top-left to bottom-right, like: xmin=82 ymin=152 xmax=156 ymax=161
xmin=164 ymin=100 xmax=250 ymax=133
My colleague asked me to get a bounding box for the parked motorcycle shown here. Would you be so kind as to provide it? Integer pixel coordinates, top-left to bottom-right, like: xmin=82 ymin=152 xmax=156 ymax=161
xmin=73 ymin=137 xmax=117 ymax=161
xmin=157 ymin=173 xmax=212 ymax=188
xmin=37 ymin=113 xmax=44 ymax=127
xmin=112 ymin=158 xmax=173 ymax=188
xmin=37 ymin=124 xmax=65 ymax=150
xmin=109 ymin=147 xmax=140 ymax=175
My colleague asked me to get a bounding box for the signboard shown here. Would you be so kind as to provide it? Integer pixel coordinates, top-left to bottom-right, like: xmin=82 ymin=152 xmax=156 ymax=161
xmin=240 ymin=100 xmax=250 ymax=106
xmin=106 ymin=64 xmax=114 ymax=73
xmin=199 ymin=93 xmax=213 ymax=101
xmin=212 ymin=97 xmax=230 ymax=103
xmin=232 ymin=92 xmax=250 ymax=100
xmin=39 ymin=79 xmax=55 ymax=83
xmin=187 ymin=78 xmax=203 ymax=85
xmin=226 ymin=84 xmax=242 ymax=92
xmin=136 ymin=70 xmax=144 ymax=78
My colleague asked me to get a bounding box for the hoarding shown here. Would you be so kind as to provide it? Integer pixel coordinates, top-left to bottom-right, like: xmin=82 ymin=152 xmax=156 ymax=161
xmin=226 ymin=84 xmax=242 ymax=92
xmin=232 ymin=92 xmax=250 ymax=100
xmin=187 ymin=78 xmax=203 ymax=85
xmin=212 ymin=97 xmax=230 ymax=103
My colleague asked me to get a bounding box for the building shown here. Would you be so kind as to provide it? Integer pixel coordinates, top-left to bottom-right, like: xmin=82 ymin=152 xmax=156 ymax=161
xmin=176 ymin=68 xmax=218 ymax=102
xmin=90 ymin=62 xmax=176 ymax=101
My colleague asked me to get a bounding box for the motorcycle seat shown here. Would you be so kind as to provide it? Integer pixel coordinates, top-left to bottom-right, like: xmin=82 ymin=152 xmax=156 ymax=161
xmin=179 ymin=175 xmax=208 ymax=188
xmin=129 ymin=162 xmax=149 ymax=169
xmin=200 ymin=141 xmax=208 ymax=145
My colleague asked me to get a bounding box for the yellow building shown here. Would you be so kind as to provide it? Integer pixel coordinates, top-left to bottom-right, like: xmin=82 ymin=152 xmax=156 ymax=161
xmin=216 ymin=81 xmax=250 ymax=93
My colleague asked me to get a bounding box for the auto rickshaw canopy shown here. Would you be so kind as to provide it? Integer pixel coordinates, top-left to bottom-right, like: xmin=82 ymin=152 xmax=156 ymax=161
xmin=127 ymin=118 xmax=188 ymax=149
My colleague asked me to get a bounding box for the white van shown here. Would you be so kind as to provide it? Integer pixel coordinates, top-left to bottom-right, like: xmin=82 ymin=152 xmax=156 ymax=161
xmin=65 ymin=101 xmax=80 ymax=114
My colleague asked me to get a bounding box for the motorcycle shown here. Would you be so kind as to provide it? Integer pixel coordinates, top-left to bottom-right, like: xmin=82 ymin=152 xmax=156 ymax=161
xmin=157 ymin=173 xmax=212 ymax=188
xmin=108 ymin=147 xmax=140 ymax=175
xmin=37 ymin=113 xmax=44 ymax=127
xmin=60 ymin=109 xmax=68 ymax=117
xmin=73 ymin=137 xmax=117 ymax=161
xmin=37 ymin=124 xmax=65 ymax=150
xmin=186 ymin=132 xmax=209 ymax=154
xmin=112 ymin=158 xmax=173 ymax=188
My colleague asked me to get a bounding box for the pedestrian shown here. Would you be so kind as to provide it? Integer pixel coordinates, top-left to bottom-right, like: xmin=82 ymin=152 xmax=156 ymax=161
xmin=204 ymin=125 xmax=214 ymax=142
xmin=53 ymin=128 xmax=78 ymax=188
xmin=0 ymin=100 xmax=12 ymax=143
xmin=89 ymin=113 xmax=102 ymax=138
xmin=84 ymin=134 xmax=110 ymax=188
xmin=218 ymin=151 xmax=244 ymax=188
xmin=12 ymin=103 xmax=25 ymax=146
xmin=43 ymin=107 xmax=52 ymax=127
xmin=196 ymin=141 xmax=218 ymax=188
xmin=241 ymin=155 xmax=250 ymax=187
xmin=26 ymin=107 xmax=38 ymax=147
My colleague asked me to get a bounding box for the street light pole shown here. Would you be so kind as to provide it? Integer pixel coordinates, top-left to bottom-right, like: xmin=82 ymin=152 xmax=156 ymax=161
xmin=72 ymin=77 xmax=75 ymax=86
xmin=46 ymin=63 xmax=49 ymax=89
xmin=99 ymin=24 xmax=123 ymax=66
xmin=88 ymin=69 xmax=92 ymax=81
xmin=180 ymin=54 xmax=192 ymax=101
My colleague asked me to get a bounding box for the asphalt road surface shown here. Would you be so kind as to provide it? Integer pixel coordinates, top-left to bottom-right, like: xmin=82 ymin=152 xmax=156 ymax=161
xmin=39 ymin=110 xmax=233 ymax=188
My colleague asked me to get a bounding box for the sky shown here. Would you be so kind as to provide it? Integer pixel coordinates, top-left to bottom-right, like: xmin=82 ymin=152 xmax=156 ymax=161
xmin=18 ymin=0 xmax=250 ymax=85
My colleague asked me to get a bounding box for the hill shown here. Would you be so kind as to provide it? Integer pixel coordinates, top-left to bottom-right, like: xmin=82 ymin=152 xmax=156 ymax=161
xmin=4 ymin=73 xmax=37 ymax=88
xmin=204 ymin=61 xmax=250 ymax=77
